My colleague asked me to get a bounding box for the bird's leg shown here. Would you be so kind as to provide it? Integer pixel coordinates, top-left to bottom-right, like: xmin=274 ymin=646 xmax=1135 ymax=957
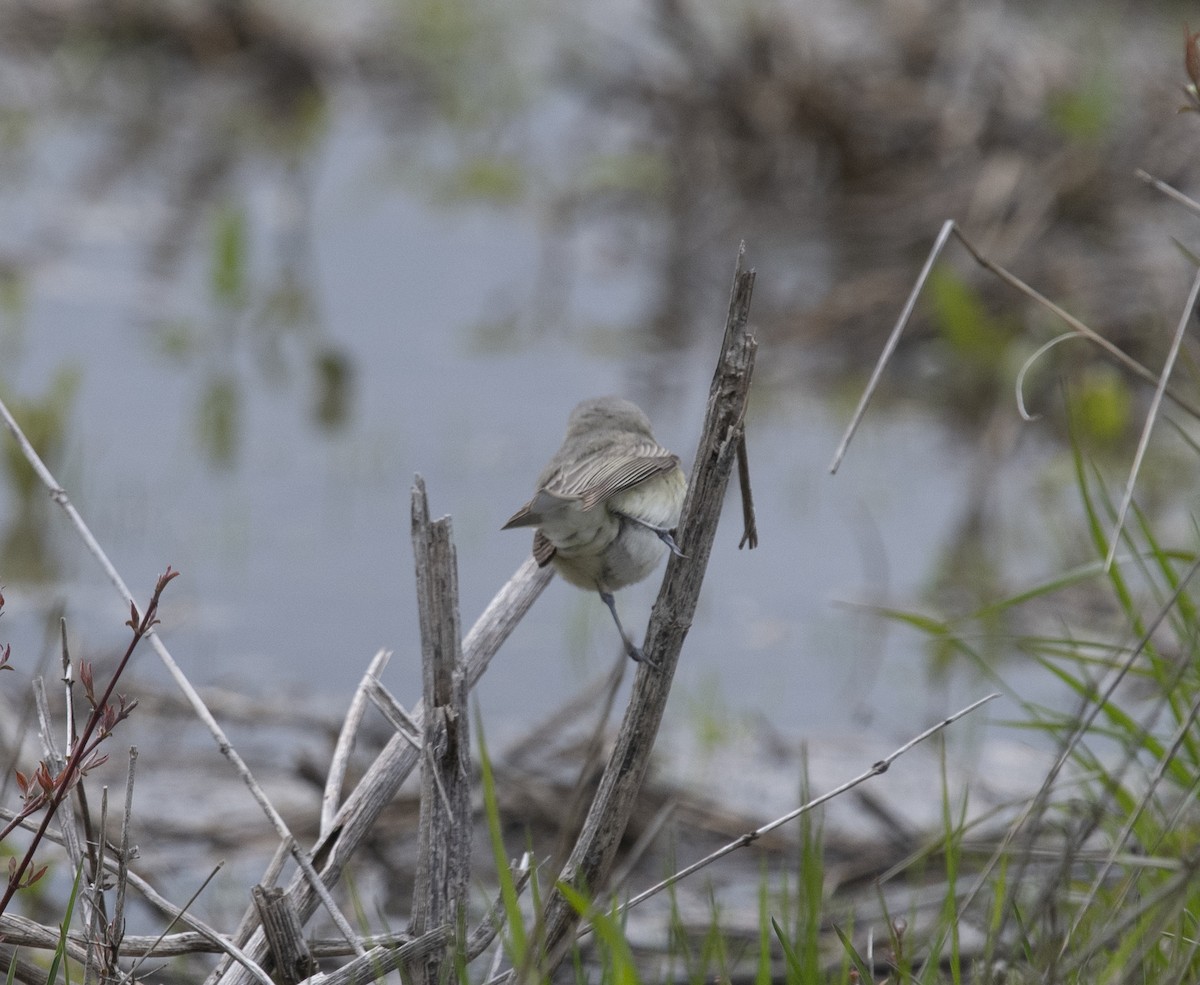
xmin=617 ymin=514 xmax=686 ymax=558
xmin=598 ymin=590 xmax=658 ymax=667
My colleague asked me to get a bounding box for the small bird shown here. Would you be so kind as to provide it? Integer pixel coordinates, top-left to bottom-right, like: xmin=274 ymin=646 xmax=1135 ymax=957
xmin=503 ymin=396 xmax=687 ymax=663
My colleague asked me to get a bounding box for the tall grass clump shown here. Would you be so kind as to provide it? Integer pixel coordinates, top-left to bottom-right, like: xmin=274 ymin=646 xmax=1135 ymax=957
xmin=804 ymin=30 xmax=1200 ymax=980
xmin=861 ymin=411 xmax=1200 ymax=983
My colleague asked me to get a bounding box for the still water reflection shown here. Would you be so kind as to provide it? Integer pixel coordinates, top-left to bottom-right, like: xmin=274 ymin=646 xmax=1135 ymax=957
xmin=3 ymin=0 xmax=1164 ymax=746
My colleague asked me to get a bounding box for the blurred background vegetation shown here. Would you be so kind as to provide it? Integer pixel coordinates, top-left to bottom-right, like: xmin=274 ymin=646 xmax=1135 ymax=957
xmin=0 ymin=0 xmax=1198 ymax=775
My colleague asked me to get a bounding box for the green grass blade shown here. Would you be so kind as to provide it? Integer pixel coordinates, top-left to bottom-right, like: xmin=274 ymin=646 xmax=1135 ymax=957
xmin=476 ymin=712 xmax=527 ymax=964
xmin=831 ymin=923 xmax=873 ymax=983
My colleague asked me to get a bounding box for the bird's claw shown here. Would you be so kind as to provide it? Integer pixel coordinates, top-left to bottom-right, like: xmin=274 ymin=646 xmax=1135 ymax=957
xmin=656 ymin=528 xmax=686 ymax=558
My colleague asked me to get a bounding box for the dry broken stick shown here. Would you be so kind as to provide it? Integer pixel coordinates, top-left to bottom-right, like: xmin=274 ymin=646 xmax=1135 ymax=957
xmin=407 ymin=477 xmax=471 ymax=985
xmin=736 ymin=429 xmax=758 ymax=549
xmin=532 ymin=243 xmax=758 ymax=971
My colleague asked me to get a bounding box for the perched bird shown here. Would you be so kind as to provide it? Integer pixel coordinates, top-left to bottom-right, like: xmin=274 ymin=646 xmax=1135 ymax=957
xmin=503 ymin=396 xmax=687 ymax=663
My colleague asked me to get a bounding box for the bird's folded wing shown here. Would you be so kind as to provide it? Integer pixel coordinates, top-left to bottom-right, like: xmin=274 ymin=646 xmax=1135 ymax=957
xmin=551 ymin=445 xmax=681 ymax=512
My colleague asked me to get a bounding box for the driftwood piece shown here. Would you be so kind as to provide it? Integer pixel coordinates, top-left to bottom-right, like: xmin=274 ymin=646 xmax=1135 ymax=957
xmin=305 ymin=926 xmax=452 ymax=985
xmin=251 ymin=885 xmax=318 ymax=984
xmin=535 ymin=245 xmax=757 ymax=965
xmin=406 ymin=477 xmax=471 ymax=985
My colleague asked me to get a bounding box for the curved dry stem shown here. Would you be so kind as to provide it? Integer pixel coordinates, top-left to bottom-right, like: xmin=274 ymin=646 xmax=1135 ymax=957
xmin=1015 ymin=332 xmax=1076 ymax=422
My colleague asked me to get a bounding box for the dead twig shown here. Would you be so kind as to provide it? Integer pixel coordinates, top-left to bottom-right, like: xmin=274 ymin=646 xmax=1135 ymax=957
xmin=534 ymin=242 xmax=758 ymax=969
xmin=305 ymin=925 xmax=453 ymax=985
xmin=829 ymin=219 xmax=956 ymax=475
xmin=1136 ymin=168 xmax=1200 ymax=218
xmin=605 ymin=693 xmax=1000 ymax=926
xmin=0 ymin=570 xmax=175 ymax=917
xmin=320 ymin=648 xmax=391 ymax=838
xmin=1102 ymin=267 xmax=1200 ymax=569
xmin=111 ymin=745 xmax=138 ymax=972
xmin=407 ymin=477 xmax=471 ymax=985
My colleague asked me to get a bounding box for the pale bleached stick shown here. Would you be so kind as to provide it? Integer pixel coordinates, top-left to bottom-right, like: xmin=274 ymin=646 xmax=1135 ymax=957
xmin=86 ymin=787 xmax=109 ymax=981
xmin=112 ymin=746 xmax=138 ymax=968
xmin=61 ymin=620 xmax=76 ymax=757
xmin=408 ymin=477 xmax=470 ymax=985
xmin=320 ymin=648 xmax=392 ymax=839
xmin=364 ymin=678 xmax=422 ymax=749
xmin=1136 ymin=168 xmax=1200 ymax=219
xmin=31 ymin=677 xmax=85 ymax=873
xmin=1104 ymin=266 xmax=1200 ymax=570
xmin=305 ymin=926 xmax=453 ymax=985
xmin=829 ymin=219 xmax=955 ymax=474
xmin=0 ymin=913 xmax=90 ymax=964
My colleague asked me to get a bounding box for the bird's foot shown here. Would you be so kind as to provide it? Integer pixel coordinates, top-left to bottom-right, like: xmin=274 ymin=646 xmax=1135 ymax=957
xmin=655 ymin=527 xmax=686 ymax=558
xmin=626 ymin=641 xmax=661 ymax=669
xmin=618 ymin=513 xmax=687 ymax=558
